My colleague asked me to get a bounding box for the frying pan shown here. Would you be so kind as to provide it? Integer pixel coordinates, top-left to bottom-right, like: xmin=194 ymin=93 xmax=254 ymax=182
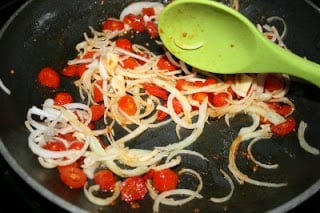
xmin=0 ymin=0 xmax=320 ymax=212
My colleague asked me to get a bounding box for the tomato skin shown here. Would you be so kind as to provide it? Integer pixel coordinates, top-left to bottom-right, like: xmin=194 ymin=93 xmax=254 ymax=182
xmin=59 ymin=166 xmax=87 ymax=189
xmin=192 ymin=92 xmax=208 ymax=104
xmin=145 ymin=21 xmax=159 ymax=38
xmin=62 ymin=64 xmax=77 ymax=77
xmin=271 ymin=117 xmax=296 ymax=136
xmin=120 ymin=176 xmax=147 ymax=202
xmin=118 ymin=95 xmax=137 ymax=116
xmin=116 ymin=38 xmax=133 ymax=52
xmin=157 ymin=56 xmax=178 ymax=71
xmin=172 ymin=98 xmax=183 ymax=114
xmin=54 ymin=92 xmax=73 ymax=105
xmin=211 ymin=92 xmax=229 ymax=107
xmin=120 ymin=57 xmax=139 ymax=69
xmin=152 ymin=169 xmax=178 ymax=192
xmin=75 ymin=63 xmax=88 ymax=78
xmin=123 ymin=14 xmax=145 ymax=32
xmin=42 ymin=141 xmax=66 ymax=151
xmin=93 ymin=80 xmax=103 ymax=103
xmin=90 ymin=104 xmax=105 ymax=121
xmin=102 ymin=18 xmax=124 ymax=31
xmin=69 ymin=141 xmax=84 ymax=150
xmin=143 ymin=82 xmax=169 ymax=100
xmin=264 ymin=75 xmax=283 ymax=92
xmin=94 ymin=170 xmax=117 ymax=191
xmin=266 ymin=102 xmax=293 ymax=116
xmin=38 ymin=67 xmax=61 ymax=88
xmin=142 ymin=7 xmax=155 ymax=17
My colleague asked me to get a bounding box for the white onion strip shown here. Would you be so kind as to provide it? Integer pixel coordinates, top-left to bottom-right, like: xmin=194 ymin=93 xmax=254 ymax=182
xmin=298 ymin=121 xmax=320 ymax=155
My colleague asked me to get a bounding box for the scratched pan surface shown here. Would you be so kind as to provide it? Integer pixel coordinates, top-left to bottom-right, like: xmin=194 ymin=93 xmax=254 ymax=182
xmin=0 ymin=0 xmax=319 ymax=212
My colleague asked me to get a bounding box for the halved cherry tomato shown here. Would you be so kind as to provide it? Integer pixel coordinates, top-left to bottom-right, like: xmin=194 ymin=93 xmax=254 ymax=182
xmin=123 ymin=14 xmax=145 ymax=32
xmin=120 ymin=57 xmax=139 ymax=69
xmin=116 ymin=38 xmax=133 ymax=52
xmin=264 ymin=75 xmax=283 ymax=92
xmin=120 ymin=176 xmax=147 ymax=202
xmin=82 ymin=51 xmax=96 ymax=59
xmin=145 ymin=21 xmax=159 ymax=38
xmin=57 ymin=132 xmax=76 ymax=142
xmin=152 ymin=168 xmax=178 ymax=192
xmin=172 ymin=98 xmax=183 ymax=114
xmin=118 ymin=94 xmax=137 ymax=116
xmin=59 ymin=165 xmax=87 ymax=189
xmin=69 ymin=141 xmax=84 ymax=150
xmin=54 ymin=92 xmax=73 ymax=105
xmin=192 ymin=92 xmax=208 ymax=104
xmin=62 ymin=64 xmax=77 ymax=77
xmin=157 ymin=56 xmax=178 ymax=71
xmin=42 ymin=141 xmax=66 ymax=151
xmin=212 ymin=92 xmax=229 ymax=107
xmin=271 ymin=117 xmax=296 ymax=136
xmin=57 ymin=162 xmax=79 ymax=173
xmin=90 ymin=104 xmax=105 ymax=121
xmin=143 ymin=82 xmax=169 ymax=100
xmin=142 ymin=7 xmax=155 ymax=17
xmin=93 ymin=80 xmax=103 ymax=103
xmin=94 ymin=169 xmax=117 ymax=191
xmin=76 ymin=63 xmax=88 ymax=78
xmin=266 ymin=102 xmax=293 ymax=116
xmin=37 ymin=67 xmax=61 ymax=88
xmin=102 ymin=18 xmax=124 ymax=31
xmin=176 ymin=79 xmax=187 ymax=91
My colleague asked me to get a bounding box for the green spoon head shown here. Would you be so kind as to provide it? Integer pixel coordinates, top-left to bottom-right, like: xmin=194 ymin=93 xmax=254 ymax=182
xmin=158 ymin=0 xmax=259 ymax=73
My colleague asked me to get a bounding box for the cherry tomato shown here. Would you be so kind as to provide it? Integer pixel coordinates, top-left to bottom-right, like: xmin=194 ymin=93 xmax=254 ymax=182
xmin=37 ymin=67 xmax=61 ymax=88
xmin=116 ymin=38 xmax=133 ymax=52
xmin=145 ymin=21 xmax=158 ymax=38
xmin=157 ymin=56 xmax=178 ymax=71
xmin=123 ymin=14 xmax=145 ymax=32
xmin=212 ymin=92 xmax=229 ymax=107
xmin=176 ymin=79 xmax=187 ymax=91
xmin=120 ymin=176 xmax=147 ymax=202
xmin=42 ymin=141 xmax=66 ymax=151
xmin=102 ymin=18 xmax=124 ymax=31
xmin=271 ymin=117 xmax=296 ymax=136
xmin=152 ymin=168 xmax=178 ymax=192
xmin=57 ymin=162 xmax=79 ymax=173
xmin=142 ymin=7 xmax=155 ymax=17
xmin=69 ymin=141 xmax=84 ymax=150
xmin=57 ymin=132 xmax=76 ymax=142
xmin=143 ymin=82 xmax=169 ymax=100
xmin=118 ymin=94 xmax=137 ymax=116
xmin=264 ymin=75 xmax=283 ymax=92
xmin=94 ymin=169 xmax=117 ymax=191
xmin=59 ymin=165 xmax=87 ymax=189
xmin=192 ymin=92 xmax=209 ymax=104
xmin=62 ymin=64 xmax=77 ymax=77
xmin=93 ymin=80 xmax=103 ymax=103
xmin=90 ymin=104 xmax=105 ymax=122
xmin=54 ymin=92 xmax=73 ymax=105
xmin=266 ymin=102 xmax=293 ymax=116
xmin=82 ymin=51 xmax=96 ymax=59
xmin=76 ymin=63 xmax=88 ymax=78
xmin=172 ymin=98 xmax=183 ymax=114
xmin=120 ymin=57 xmax=139 ymax=69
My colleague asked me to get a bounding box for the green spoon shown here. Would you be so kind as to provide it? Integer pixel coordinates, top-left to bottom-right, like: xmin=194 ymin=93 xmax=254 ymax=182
xmin=158 ymin=0 xmax=320 ymax=87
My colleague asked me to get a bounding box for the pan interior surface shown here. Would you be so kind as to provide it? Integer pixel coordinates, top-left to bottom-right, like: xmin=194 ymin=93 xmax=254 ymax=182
xmin=0 ymin=0 xmax=319 ymax=212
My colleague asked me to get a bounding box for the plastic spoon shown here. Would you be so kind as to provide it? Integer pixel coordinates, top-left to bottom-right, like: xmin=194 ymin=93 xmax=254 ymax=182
xmin=158 ymin=0 xmax=320 ymax=87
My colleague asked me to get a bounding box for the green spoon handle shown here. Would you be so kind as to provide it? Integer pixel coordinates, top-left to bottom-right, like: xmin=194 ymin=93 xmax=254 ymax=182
xmin=253 ymin=33 xmax=320 ymax=87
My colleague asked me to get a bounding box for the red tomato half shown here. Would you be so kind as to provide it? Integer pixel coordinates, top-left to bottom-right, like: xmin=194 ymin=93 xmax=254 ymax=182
xmin=116 ymin=38 xmax=133 ymax=52
xmin=42 ymin=141 xmax=66 ymax=151
xmin=120 ymin=176 xmax=147 ymax=202
xmin=54 ymin=92 xmax=73 ymax=105
xmin=157 ymin=56 xmax=178 ymax=71
xmin=94 ymin=170 xmax=117 ymax=191
xmin=102 ymin=18 xmax=124 ymax=31
xmin=123 ymin=14 xmax=145 ymax=32
xmin=37 ymin=67 xmax=61 ymax=88
xmin=118 ymin=95 xmax=137 ymax=116
xmin=152 ymin=168 xmax=178 ymax=192
xmin=90 ymin=104 xmax=105 ymax=122
xmin=271 ymin=117 xmax=296 ymax=136
xmin=143 ymin=82 xmax=169 ymax=100
xmin=59 ymin=166 xmax=87 ymax=189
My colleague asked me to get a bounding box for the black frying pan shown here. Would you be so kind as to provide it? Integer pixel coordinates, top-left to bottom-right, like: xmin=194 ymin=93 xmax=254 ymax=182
xmin=0 ymin=0 xmax=320 ymax=212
